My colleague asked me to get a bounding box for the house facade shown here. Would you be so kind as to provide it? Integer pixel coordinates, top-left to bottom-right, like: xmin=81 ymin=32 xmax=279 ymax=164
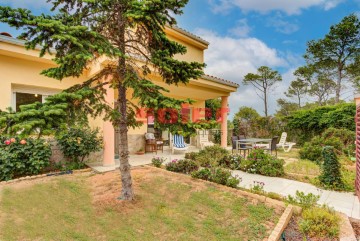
xmin=0 ymin=27 xmax=238 ymax=167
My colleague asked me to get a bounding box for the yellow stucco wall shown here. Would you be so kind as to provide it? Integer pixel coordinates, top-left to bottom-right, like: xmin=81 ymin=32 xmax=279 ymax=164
xmin=164 ymin=27 xmax=207 ymax=64
xmin=0 ymin=54 xmax=104 ymax=130
xmin=167 ymin=35 xmax=204 ymax=64
xmin=0 ymin=54 xmax=87 ymax=109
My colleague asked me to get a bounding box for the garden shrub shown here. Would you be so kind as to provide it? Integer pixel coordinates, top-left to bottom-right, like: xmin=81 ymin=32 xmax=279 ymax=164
xmin=212 ymin=168 xmax=234 ymax=186
xmin=151 ymin=157 xmax=166 ymax=168
xmin=319 ymin=146 xmax=344 ymax=189
xmin=184 ymin=152 xmax=199 ymax=161
xmin=219 ymin=154 xmax=243 ymax=170
xmin=0 ymin=137 xmax=52 ymax=181
xmin=165 ymin=159 xmax=199 ymax=174
xmin=285 ymin=103 xmax=355 ymax=145
xmin=285 ymin=191 xmax=319 ymax=209
xmin=322 ymin=128 xmax=355 ymax=147
xmin=195 ymin=145 xmax=229 ymax=167
xmin=191 ymin=167 xmax=240 ymax=188
xmin=191 ymin=168 xmax=212 ymax=180
xmin=240 ymin=148 xmax=285 ymax=177
xmin=56 ymin=127 xmax=102 ymax=164
xmin=299 ymin=135 xmax=343 ymax=163
xmin=299 ymin=206 xmax=340 ymax=239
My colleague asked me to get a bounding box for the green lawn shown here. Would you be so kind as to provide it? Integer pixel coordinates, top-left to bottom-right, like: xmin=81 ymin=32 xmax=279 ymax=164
xmin=285 ymin=159 xmax=321 ymax=176
xmin=278 ymin=148 xmax=301 ymax=160
xmin=0 ymin=169 xmax=281 ymax=241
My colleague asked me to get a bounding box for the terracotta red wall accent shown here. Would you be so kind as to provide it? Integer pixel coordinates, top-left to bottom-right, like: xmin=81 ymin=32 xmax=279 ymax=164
xmin=356 ymin=104 xmax=360 ymax=200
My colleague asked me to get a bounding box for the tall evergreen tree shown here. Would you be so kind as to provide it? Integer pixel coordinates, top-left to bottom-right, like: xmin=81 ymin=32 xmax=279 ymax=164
xmin=243 ymin=66 xmax=282 ymax=117
xmin=304 ymin=14 xmax=360 ymax=103
xmin=285 ymin=79 xmax=308 ymax=108
xmin=0 ymin=0 xmax=205 ymax=200
xmin=294 ymin=65 xmax=336 ymax=105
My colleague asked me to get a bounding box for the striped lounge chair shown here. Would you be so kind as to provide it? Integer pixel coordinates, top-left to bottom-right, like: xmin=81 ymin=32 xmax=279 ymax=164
xmin=170 ymin=134 xmax=188 ymax=154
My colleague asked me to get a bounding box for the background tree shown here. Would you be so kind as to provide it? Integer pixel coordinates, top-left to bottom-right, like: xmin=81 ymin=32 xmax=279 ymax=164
xmin=276 ymin=98 xmax=299 ymax=117
xmin=285 ymin=79 xmax=308 ymax=108
xmin=294 ymin=65 xmax=336 ymax=105
xmin=233 ymin=106 xmax=260 ymax=122
xmin=243 ymin=66 xmax=282 ymax=116
xmin=303 ymin=14 xmax=360 ymax=103
xmin=0 ymin=0 xmax=205 ymax=200
xmin=232 ymin=107 xmax=260 ymax=136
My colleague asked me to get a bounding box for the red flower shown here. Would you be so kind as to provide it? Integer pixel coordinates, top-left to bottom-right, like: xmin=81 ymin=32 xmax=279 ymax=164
xmin=4 ymin=140 xmax=11 ymax=145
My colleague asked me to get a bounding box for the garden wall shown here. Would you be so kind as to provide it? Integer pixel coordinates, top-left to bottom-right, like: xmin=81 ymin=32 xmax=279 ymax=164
xmin=127 ymin=134 xmax=146 ymax=154
xmin=49 ymin=139 xmax=103 ymax=163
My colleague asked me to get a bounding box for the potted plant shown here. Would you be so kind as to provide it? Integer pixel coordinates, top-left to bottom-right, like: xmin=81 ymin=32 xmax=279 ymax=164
xmin=136 ymin=147 xmax=145 ymax=155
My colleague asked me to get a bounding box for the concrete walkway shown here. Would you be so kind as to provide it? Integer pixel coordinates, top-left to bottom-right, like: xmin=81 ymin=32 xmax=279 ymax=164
xmin=88 ymin=146 xmax=193 ymax=172
xmin=88 ymin=147 xmax=360 ymax=219
xmin=233 ymin=170 xmax=360 ymax=219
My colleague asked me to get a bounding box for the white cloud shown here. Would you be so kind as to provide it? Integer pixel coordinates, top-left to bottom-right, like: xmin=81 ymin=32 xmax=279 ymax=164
xmin=210 ymin=0 xmax=344 ymax=15
xmin=324 ymin=0 xmax=344 ymax=10
xmin=195 ymin=28 xmax=287 ymax=82
xmin=195 ymin=29 xmax=295 ymax=117
xmin=228 ymin=18 xmax=251 ymax=37
xmin=0 ymin=0 xmax=50 ymax=9
xmin=267 ymin=13 xmax=299 ymax=34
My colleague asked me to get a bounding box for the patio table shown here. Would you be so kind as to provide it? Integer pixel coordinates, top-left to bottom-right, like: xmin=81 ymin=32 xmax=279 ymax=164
xmin=236 ymin=138 xmax=272 ymax=150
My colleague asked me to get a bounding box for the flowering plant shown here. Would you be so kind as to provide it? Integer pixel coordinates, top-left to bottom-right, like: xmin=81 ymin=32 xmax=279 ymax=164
xmin=0 ymin=136 xmax=51 ymax=181
xmin=165 ymin=159 xmax=199 ymax=174
xmin=151 ymin=157 xmax=166 ymax=168
xmin=250 ymin=181 xmax=265 ymax=194
xmin=239 ymin=148 xmax=285 ymax=177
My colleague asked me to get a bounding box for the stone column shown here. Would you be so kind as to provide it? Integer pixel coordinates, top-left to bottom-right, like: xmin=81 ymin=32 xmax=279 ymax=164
xmin=103 ymin=83 xmax=115 ymax=166
xmin=221 ymin=96 xmax=228 ymax=148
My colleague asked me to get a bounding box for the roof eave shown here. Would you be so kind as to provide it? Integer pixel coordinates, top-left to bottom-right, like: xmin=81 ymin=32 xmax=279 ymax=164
xmin=202 ymin=75 xmax=239 ymax=88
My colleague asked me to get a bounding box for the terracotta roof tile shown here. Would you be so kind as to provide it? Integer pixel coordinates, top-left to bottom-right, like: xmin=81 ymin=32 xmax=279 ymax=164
xmin=202 ymin=74 xmax=239 ymax=87
xmin=171 ymin=25 xmax=209 ymax=46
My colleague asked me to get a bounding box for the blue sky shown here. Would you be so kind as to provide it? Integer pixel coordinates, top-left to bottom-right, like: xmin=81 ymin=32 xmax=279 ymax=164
xmin=1 ymin=0 xmax=359 ymax=118
xmin=175 ymin=0 xmax=360 ymax=117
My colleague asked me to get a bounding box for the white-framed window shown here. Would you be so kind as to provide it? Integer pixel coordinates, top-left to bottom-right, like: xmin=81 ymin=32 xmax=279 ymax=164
xmin=12 ymin=85 xmax=60 ymax=112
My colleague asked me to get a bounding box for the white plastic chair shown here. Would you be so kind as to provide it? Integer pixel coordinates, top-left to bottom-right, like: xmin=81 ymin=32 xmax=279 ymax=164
xmin=197 ymin=130 xmax=214 ymax=150
xmin=277 ymin=132 xmax=296 ymax=152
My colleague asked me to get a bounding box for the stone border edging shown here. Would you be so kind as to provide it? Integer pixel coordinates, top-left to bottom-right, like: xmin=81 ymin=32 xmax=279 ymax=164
xmin=0 ymin=168 xmax=92 ymax=185
xmin=268 ymin=205 xmax=294 ymax=241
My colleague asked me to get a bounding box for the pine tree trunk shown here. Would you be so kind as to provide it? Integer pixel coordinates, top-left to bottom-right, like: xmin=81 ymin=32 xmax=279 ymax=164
xmin=335 ymin=67 xmax=342 ymax=103
xmin=116 ymin=16 xmax=134 ymax=200
xmin=117 ymin=84 xmax=134 ymax=200
xmin=264 ymin=89 xmax=268 ymax=117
